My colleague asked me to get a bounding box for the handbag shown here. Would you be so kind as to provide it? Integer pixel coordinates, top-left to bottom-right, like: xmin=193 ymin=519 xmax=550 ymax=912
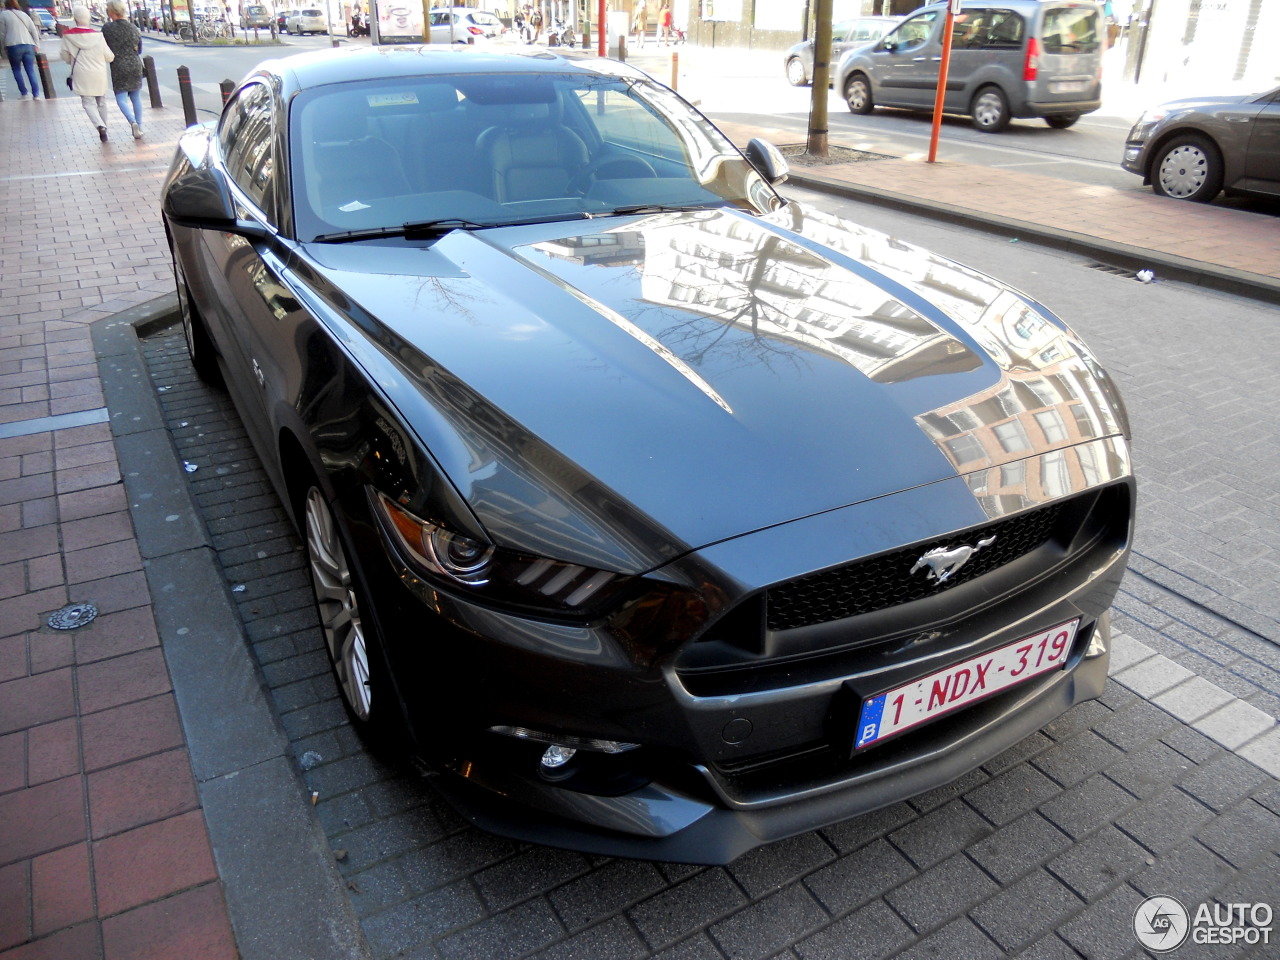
xmin=66 ymin=49 xmax=80 ymax=90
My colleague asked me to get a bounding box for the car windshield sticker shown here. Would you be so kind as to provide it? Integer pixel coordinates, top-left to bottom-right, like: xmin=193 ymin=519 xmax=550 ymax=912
xmin=367 ymin=92 xmax=419 ymax=108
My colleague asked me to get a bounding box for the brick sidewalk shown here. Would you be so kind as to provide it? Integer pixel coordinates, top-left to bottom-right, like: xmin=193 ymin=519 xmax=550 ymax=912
xmin=0 ymin=97 xmax=237 ymax=958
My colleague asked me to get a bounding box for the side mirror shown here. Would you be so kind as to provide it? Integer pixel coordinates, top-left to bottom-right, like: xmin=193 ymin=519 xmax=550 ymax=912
xmin=744 ymin=138 xmax=789 ymax=186
xmin=162 ymin=127 xmax=270 ymax=240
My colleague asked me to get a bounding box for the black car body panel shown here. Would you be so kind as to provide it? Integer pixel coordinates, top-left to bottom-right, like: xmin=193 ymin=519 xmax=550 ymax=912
xmin=163 ymin=47 xmax=1134 ymax=863
xmin=1121 ymin=86 xmax=1280 ymax=201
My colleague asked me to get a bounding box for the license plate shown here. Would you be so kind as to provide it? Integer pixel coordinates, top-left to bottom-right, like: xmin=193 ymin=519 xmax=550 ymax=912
xmin=1051 ymin=80 xmax=1088 ymax=94
xmin=854 ymin=619 xmax=1079 ymax=750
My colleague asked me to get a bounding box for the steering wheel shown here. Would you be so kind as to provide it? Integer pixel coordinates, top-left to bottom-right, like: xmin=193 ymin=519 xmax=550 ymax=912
xmin=569 ymin=155 xmax=657 ymax=196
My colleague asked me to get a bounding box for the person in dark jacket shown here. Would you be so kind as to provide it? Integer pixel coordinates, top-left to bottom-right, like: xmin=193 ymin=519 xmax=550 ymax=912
xmin=102 ymin=0 xmax=144 ymax=138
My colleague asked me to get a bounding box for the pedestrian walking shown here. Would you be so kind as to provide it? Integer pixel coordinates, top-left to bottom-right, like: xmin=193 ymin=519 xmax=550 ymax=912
xmin=60 ymin=5 xmax=114 ymax=142
xmin=657 ymin=0 xmax=672 ymax=45
xmin=1 ymin=0 xmax=42 ymax=101
xmin=631 ymin=0 xmax=647 ymax=47
xmin=102 ymin=0 xmax=144 ymax=138
xmin=528 ymin=4 xmax=542 ymax=43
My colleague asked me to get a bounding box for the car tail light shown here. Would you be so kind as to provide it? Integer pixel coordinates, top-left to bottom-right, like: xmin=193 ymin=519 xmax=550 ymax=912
xmin=467 ymin=25 xmax=483 ymax=34
xmin=1023 ymin=36 xmax=1039 ymax=81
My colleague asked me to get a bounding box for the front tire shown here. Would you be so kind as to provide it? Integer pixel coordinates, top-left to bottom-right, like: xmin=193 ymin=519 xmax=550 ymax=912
xmin=1151 ymin=134 xmax=1223 ymax=203
xmin=786 ymin=57 xmax=809 ymax=87
xmin=845 ymin=74 xmax=873 ymax=114
xmin=1044 ymin=113 xmax=1080 ymax=129
xmin=971 ymin=86 xmax=1010 ymax=132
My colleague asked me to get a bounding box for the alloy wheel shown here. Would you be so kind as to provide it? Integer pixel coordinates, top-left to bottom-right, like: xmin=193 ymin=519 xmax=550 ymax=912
xmin=304 ymin=487 xmax=372 ymax=721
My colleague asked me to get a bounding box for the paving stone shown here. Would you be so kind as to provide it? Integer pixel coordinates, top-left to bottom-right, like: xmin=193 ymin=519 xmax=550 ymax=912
xmin=362 ymin=879 xmax=485 ymax=957
xmin=528 ymin=916 xmax=650 ymax=960
xmin=1180 ymin=753 xmax=1273 ymax=811
xmin=1034 ymin=731 xmax=1126 ymax=788
xmin=964 ymin=763 xmax=1062 ymax=826
xmin=891 ymin=917 xmax=1003 ymax=960
xmin=439 ymin=896 xmax=566 ymax=960
xmin=820 ymin=802 xmax=917 ymax=854
xmin=1038 ymin=773 xmax=1138 ymax=841
xmin=969 ymin=869 xmax=1082 ymax=953
xmin=1153 ymin=676 xmax=1237 ymax=725
xmin=1092 ymin=697 xmax=1180 ymax=752
xmin=629 ymin=869 xmax=747 ymax=951
xmin=1113 ymin=655 xmax=1195 ymax=699
xmin=1057 ymin=884 xmax=1147 ymax=960
xmin=887 ymin=800 xmax=991 ymax=869
xmin=100 ymin=883 xmax=236 ymax=960
xmin=1197 ymin=800 xmax=1280 ymax=869
xmin=549 ymin=858 xmax=669 ymax=932
xmin=968 ymin=811 xmax=1074 ymax=884
xmin=794 ymin=900 xmax=914 ymax=960
xmin=473 ymin=847 xmax=591 ymax=913
xmin=803 ymin=839 xmax=916 ymax=915
xmin=727 ymin=832 xmax=836 ymax=899
xmin=1046 ymin=826 xmax=1151 ymax=899
xmin=710 ymin=884 xmax=828 ymax=960
xmin=1238 ymin=727 xmax=1280 ymax=780
xmin=884 ymin=853 xmax=998 ymax=933
xmin=1107 ymin=739 xmax=1196 ymax=799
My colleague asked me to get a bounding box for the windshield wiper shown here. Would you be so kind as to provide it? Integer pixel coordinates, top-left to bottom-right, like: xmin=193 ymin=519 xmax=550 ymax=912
xmin=599 ymin=202 xmax=725 ymax=217
xmin=312 ymin=218 xmax=490 ymax=244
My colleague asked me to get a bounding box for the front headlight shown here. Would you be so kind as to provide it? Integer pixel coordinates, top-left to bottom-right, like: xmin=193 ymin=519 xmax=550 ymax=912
xmin=369 ymin=489 xmax=633 ymax=619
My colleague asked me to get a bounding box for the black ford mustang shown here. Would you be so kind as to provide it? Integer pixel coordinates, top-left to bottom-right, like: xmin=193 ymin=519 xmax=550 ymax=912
xmin=162 ymin=45 xmax=1134 ymax=864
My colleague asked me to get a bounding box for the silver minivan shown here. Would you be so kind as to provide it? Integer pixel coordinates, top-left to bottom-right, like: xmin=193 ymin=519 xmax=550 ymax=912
xmin=836 ymin=0 xmax=1104 ymax=132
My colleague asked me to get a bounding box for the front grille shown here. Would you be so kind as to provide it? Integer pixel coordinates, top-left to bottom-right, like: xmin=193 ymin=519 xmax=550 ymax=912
xmin=766 ymin=502 xmax=1065 ymax=631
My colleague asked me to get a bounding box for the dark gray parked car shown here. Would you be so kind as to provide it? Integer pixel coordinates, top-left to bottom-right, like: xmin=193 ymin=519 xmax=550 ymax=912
xmin=783 ymin=16 xmax=900 ymax=86
xmin=162 ymin=46 xmax=1133 ymax=864
xmin=1121 ymin=85 xmax=1280 ymax=203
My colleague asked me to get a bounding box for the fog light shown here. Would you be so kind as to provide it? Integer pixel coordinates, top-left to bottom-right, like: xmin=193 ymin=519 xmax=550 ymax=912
xmin=489 ymin=725 xmax=639 ymax=754
xmin=540 ymin=745 xmax=577 ymax=769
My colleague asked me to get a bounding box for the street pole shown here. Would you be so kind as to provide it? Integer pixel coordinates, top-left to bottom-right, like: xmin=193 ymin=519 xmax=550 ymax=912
xmin=926 ymin=0 xmax=959 ymax=163
xmin=805 ymin=0 xmax=832 ymax=157
xmin=596 ymin=0 xmax=603 ymax=56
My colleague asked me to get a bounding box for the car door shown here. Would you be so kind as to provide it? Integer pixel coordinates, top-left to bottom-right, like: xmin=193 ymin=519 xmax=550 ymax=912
xmin=872 ymin=10 xmax=941 ymax=108
xmin=1241 ymin=90 xmax=1280 ymax=196
xmin=206 ymin=82 xmax=300 ymax=460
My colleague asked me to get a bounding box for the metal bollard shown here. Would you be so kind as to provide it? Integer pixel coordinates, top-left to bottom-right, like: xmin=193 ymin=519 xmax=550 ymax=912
xmin=331 ymin=37 xmax=339 ymax=48
xmin=616 ymin=34 xmax=625 ymax=62
xmin=35 ymin=51 xmax=55 ymax=99
xmin=219 ymin=78 xmax=234 ymax=105
xmin=144 ymin=54 xmax=162 ymax=108
xmin=671 ymin=50 xmax=678 ymax=90
xmin=177 ymin=65 xmax=197 ymax=126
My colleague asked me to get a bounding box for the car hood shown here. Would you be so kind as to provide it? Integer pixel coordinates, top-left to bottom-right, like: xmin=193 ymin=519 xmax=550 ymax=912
xmin=301 ymin=202 xmax=1127 ymax=571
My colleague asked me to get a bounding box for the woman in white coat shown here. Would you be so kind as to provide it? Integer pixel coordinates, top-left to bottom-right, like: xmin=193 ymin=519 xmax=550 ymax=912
xmin=60 ymin=5 xmax=114 ymax=141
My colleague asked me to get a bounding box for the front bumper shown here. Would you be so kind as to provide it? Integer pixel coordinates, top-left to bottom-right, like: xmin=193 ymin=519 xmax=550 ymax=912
xmin=430 ymin=630 xmax=1110 ymax=864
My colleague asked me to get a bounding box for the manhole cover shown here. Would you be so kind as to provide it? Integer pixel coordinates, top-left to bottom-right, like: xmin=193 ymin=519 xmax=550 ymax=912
xmin=48 ymin=602 xmax=99 ymax=630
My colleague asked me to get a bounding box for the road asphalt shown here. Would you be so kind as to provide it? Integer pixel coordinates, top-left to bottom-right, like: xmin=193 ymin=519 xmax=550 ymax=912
xmin=1 ymin=40 xmax=1278 ymax=960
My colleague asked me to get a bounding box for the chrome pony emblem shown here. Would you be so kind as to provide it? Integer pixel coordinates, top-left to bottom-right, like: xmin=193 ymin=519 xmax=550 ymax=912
xmin=910 ymin=535 xmax=997 ymax=584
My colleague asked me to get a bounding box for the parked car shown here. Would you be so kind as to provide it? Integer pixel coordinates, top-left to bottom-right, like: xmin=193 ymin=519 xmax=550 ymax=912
xmin=276 ymin=8 xmax=293 ymax=31
xmin=161 ymin=47 xmax=1133 ymax=864
xmin=427 ymin=6 xmax=503 ymax=42
xmin=241 ymin=3 xmax=273 ymax=28
xmin=783 ymin=16 xmax=900 ymax=87
xmin=1121 ymin=85 xmax=1280 ymax=203
xmin=33 ymin=8 xmax=56 ymax=32
xmin=836 ymin=0 xmax=1105 ymax=131
xmin=286 ymin=6 xmax=326 ymax=33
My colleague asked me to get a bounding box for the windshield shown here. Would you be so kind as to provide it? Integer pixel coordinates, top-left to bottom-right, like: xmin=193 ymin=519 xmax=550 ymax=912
xmin=290 ymin=71 xmax=783 ymax=243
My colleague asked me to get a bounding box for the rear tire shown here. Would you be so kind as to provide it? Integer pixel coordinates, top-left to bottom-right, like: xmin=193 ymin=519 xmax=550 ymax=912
xmin=844 ymin=74 xmax=873 ymax=115
xmin=1151 ymin=133 xmax=1223 ymax=203
xmin=970 ymin=86 xmax=1010 ymax=132
xmin=1044 ymin=113 xmax=1080 ymax=129
xmin=172 ymin=252 xmax=222 ymax=385
xmin=786 ymin=57 xmax=809 ymax=87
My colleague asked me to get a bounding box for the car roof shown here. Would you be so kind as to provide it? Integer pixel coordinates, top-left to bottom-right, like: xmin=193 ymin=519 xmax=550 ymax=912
xmin=257 ymin=46 xmax=647 ymax=93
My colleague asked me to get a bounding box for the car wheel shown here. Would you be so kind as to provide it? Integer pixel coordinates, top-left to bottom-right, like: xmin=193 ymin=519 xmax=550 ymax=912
xmin=845 ymin=74 xmax=873 ymax=115
xmin=1044 ymin=113 xmax=1080 ymax=129
xmin=1152 ymin=134 xmax=1224 ymax=202
xmin=971 ymin=86 xmax=1010 ymax=133
xmin=785 ymin=57 xmax=809 ymax=87
xmin=172 ymin=252 xmax=222 ymax=385
xmin=302 ymin=484 xmax=384 ymax=732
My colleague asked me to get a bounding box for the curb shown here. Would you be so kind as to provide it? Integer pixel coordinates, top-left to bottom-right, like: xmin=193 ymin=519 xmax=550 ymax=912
xmin=786 ymin=168 xmax=1280 ymax=308
xmin=92 ymin=296 xmax=372 ymax=960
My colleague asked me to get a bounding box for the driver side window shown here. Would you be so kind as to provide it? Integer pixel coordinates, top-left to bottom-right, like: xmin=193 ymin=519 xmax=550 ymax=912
xmin=884 ymin=12 xmax=938 ymax=52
